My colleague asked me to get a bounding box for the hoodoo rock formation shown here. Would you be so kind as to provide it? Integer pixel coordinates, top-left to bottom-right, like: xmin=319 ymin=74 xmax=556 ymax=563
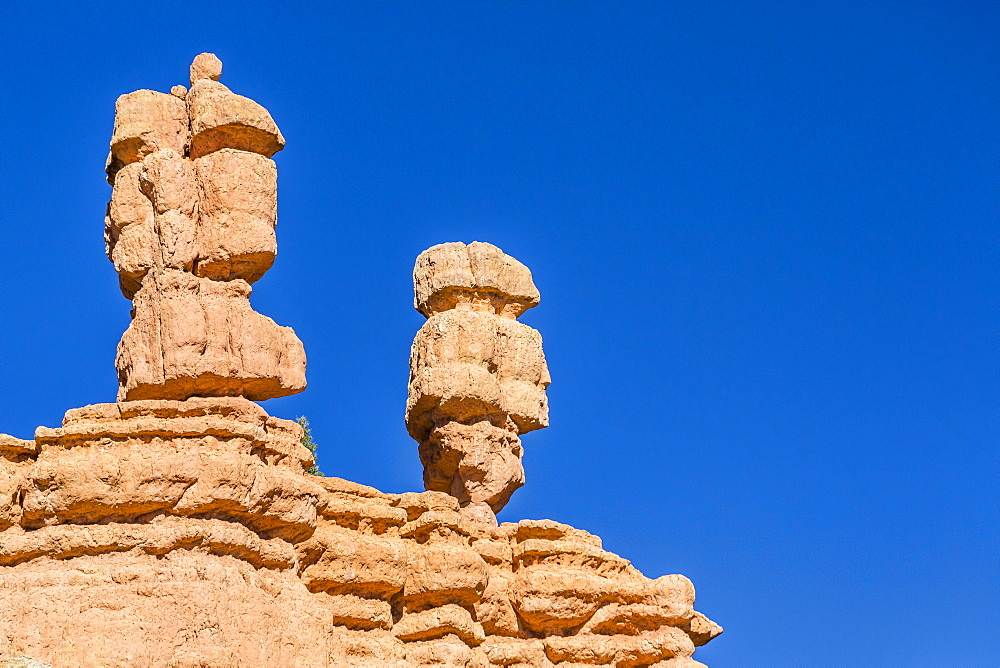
xmin=407 ymin=241 xmax=550 ymax=524
xmin=0 ymin=55 xmax=721 ymax=667
xmin=106 ymin=52 xmax=304 ymax=402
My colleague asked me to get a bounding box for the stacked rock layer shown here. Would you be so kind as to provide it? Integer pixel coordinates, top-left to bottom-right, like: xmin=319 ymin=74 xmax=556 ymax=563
xmin=0 ymin=401 xmax=720 ymax=666
xmin=105 ymin=53 xmax=305 ymax=402
xmin=0 ymin=55 xmax=721 ymax=666
xmin=407 ymin=242 xmax=551 ymax=523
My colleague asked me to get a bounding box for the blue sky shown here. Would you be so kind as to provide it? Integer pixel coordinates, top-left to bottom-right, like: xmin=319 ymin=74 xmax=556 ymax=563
xmin=0 ymin=2 xmax=996 ymax=665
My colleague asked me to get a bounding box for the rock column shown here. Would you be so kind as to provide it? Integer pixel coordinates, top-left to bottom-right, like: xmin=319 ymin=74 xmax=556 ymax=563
xmin=105 ymin=54 xmax=305 ymax=401
xmin=406 ymin=242 xmax=550 ymax=523
xmin=0 ymin=55 xmax=722 ymax=667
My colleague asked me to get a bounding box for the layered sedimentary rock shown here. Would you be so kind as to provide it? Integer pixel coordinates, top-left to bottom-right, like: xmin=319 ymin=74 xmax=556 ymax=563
xmin=0 ymin=399 xmax=719 ymax=666
xmin=407 ymin=242 xmax=550 ymax=522
xmin=0 ymin=55 xmax=720 ymax=666
xmin=105 ymin=53 xmax=303 ymax=401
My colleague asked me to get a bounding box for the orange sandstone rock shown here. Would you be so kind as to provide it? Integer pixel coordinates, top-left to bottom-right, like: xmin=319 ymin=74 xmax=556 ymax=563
xmin=413 ymin=240 xmax=540 ymax=318
xmin=407 ymin=242 xmax=550 ymax=520
xmin=105 ymin=55 xmax=304 ymax=401
xmin=116 ymin=270 xmax=306 ymax=401
xmin=189 ymin=52 xmax=223 ymax=84
xmin=0 ymin=398 xmax=721 ymax=665
xmin=187 ymin=78 xmax=285 ymax=159
xmin=193 ymin=148 xmax=278 ymax=282
xmin=108 ymin=89 xmax=188 ymax=173
xmin=0 ymin=54 xmax=721 ymax=667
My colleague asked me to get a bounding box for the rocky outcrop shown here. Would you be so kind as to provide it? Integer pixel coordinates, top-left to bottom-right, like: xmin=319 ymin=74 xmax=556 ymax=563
xmin=105 ymin=54 xmax=303 ymax=402
xmin=0 ymin=398 xmax=719 ymax=666
xmin=407 ymin=242 xmax=551 ymax=523
xmin=0 ymin=54 xmax=720 ymax=666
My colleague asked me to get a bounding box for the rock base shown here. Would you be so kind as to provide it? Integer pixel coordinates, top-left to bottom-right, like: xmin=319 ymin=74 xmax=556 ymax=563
xmin=0 ymin=400 xmax=720 ymax=666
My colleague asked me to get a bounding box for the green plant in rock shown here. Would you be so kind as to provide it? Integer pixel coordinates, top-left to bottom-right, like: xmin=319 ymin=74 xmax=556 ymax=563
xmin=296 ymin=416 xmax=324 ymax=476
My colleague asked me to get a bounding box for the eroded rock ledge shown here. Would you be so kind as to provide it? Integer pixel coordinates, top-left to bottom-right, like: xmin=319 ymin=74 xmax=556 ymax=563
xmin=0 ymin=399 xmax=720 ymax=666
xmin=0 ymin=53 xmax=720 ymax=667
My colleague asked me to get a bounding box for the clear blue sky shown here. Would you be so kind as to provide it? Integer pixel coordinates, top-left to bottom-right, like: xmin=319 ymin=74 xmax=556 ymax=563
xmin=0 ymin=2 xmax=996 ymax=665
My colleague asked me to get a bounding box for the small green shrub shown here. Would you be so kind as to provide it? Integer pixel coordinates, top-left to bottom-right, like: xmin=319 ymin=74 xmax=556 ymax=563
xmin=296 ymin=416 xmax=324 ymax=476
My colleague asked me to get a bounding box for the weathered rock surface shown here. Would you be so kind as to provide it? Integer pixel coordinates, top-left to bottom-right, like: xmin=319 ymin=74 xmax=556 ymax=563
xmin=0 ymin=658 xmax=54 ymax=668
xmin=107 ymin=90 xmax=188 ymax=179
xmin=193 ymin=148 xmax=278 ymax=282
xmin=190 ymin=52 xmax=223 ymax=84
xmin=407 ymin=242 xmax=550 ymax=519
xmin=0 ymin=54 xmax=720 ymax=667
xmin=104 ymin=54 xmax=304 ymax=401
xmin=0 ymin=401 xmax=720 ymax=666
xmin=116 ymin=270 xmax=306 ymax=401
xmin=187 ymin=79 xmax=285 ymax=159
xmin=413 ymin=241 xmax=540 ymax=318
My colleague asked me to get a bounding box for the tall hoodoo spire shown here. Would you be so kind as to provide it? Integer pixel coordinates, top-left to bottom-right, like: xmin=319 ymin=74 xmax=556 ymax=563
xmin=406 ymin=241 xmax=551 ymax=523
xmin=104 ymin=53 xmax=304 ymax=402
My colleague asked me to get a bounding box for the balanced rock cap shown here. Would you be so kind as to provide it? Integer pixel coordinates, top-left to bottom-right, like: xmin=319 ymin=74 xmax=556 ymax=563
xmin=108 ymin=90 xmax=188 ymax=170
xmin=413 ymin=241 xmax=540 ymax=318
xmin=186 ymin=75 xmax=286 ymax=158
xmin=190 ymin=52 xmax=223 ymax=85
